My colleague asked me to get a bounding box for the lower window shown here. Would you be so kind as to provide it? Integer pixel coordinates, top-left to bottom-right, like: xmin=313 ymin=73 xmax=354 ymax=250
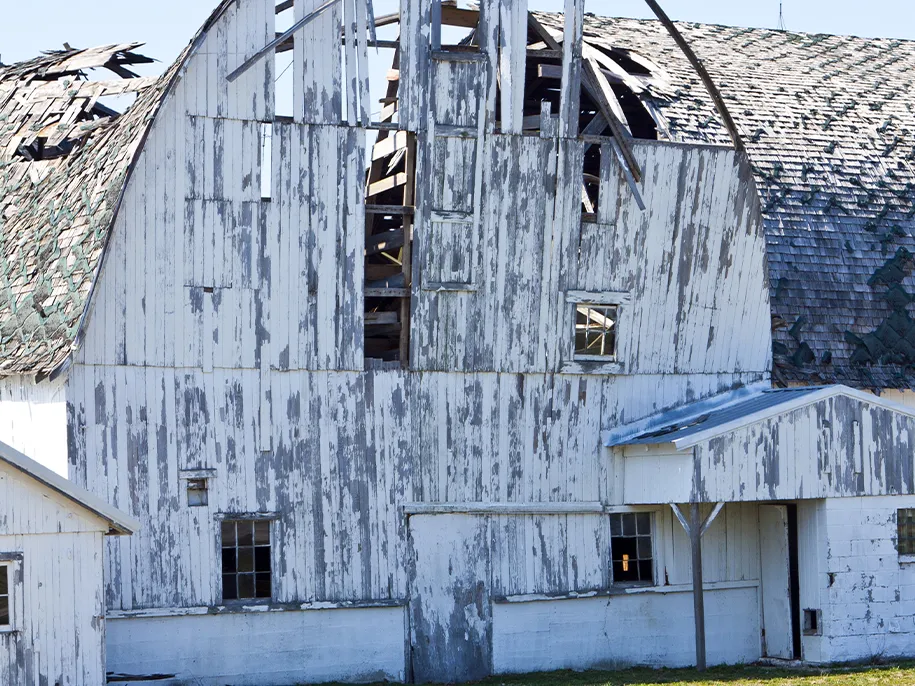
xmin=898 ymin=508 xmax=915 ymax=555
xmin=610 ymin=512 xmax=654 ymax=584
xmin=221 ymin=519 xmax=272 ymax=601
xmin=0 ymin=565 xmax=8 ymax=626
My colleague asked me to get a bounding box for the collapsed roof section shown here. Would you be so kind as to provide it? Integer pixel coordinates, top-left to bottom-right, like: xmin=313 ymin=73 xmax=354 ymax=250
xmin=552 ymin=16 xmax=915 ymax=389
xmin=0 ymin=44 xmax=168 ymax=376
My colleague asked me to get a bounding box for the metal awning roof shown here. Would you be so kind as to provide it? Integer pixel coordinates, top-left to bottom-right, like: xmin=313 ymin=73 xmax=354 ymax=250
xmin=604 ymin=384 xmax=915 ymax=451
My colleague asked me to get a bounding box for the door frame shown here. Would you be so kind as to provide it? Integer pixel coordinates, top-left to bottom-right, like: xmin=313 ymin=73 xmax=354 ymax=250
xmin=758 ymin=502 xmax=801 ymax=660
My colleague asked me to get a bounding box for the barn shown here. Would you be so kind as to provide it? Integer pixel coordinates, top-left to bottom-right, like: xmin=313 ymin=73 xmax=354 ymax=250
xmin=3 ymin=0 xmax=915 ymax=683
xmin=0 ymin=440 xmax=137 ymax=685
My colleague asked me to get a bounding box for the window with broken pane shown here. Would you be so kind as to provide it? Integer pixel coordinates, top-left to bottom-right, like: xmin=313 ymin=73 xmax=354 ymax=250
xmin=610 ymin=512 xmax=653 ymax=584
xmin=221 ymin=520 xmax=272 ymax=601
xmin=898 ymin=509 xmax=915 ymax=555
xmin=0 ymin=565 xmax=9 ymax=626
xmin=574 ymin=304 xmax=618 ymax=358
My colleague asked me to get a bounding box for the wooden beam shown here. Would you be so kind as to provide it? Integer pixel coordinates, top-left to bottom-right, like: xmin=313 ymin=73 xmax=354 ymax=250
xmin=642 ymin=0 xmax=745 ymax=152
xmin=689 ymin=502 xmax=707 ymax=672
xmin=582 ymin=58 xmax=641 ymax=183
xmin=228 ymin=0 xmax=341 ymax=82
xmin=671 ymin=502 xmax=722 ymax=673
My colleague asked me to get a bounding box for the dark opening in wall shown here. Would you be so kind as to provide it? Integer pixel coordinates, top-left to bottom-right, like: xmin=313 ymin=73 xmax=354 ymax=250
xmin=364 ymin=130 xmax=417 ymax=366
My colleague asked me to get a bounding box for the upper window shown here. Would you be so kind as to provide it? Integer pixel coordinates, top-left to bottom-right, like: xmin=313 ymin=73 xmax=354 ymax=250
xmin=898 ymin=509 xmax=915 ymax=555
xmin=574 ymin=304 xmax=618 ymax=359
xmin=610 ymin=512 xmax=653 ymax=585
xmin=0 ymin=566 xmax=8 ymax=626
xmin=221 ymin=520 xmax=272 ymax=601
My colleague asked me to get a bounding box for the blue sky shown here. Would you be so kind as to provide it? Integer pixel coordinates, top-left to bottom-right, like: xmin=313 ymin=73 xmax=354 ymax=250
xmin=2 ymin=0 xmax=913 ymax=70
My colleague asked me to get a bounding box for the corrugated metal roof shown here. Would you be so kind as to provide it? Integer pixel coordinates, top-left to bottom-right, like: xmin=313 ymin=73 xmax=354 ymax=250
xmin=619 ymin=387 xmax=822 ymax=446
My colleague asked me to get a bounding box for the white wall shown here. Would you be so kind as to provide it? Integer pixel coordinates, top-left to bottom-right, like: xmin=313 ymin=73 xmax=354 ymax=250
xmin=815 ymin=495 xmax=915 ymax=662
xmin=0 ymin=460 xmax=109 ymax=685
xmin=0 ymin=375 xmax=68 ymax=477
xmin=493 ymin=586 xmax=760 ymax=672
xmin=106 ymin=606 xmax=406 ymax=685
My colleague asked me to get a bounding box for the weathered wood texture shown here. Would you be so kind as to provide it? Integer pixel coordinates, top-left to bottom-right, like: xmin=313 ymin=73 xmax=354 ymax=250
xmin=0 ymin=460 xmax=109 ymax=685
xmin=67 ymin=365 xmax=760 ymax=610
xmin=412 ymin=138 xmax=770 ymax=373
xmin=0 ymin=376 xmax=68 ymax=477
xmin=624 ymin=394 xmax=915 ymax=504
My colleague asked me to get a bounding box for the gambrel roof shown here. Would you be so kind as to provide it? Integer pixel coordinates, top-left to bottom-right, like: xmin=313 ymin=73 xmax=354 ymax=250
xmin=557 ymin=16 xmax=915 ymax=388
xmin=4 ymin=6 xmax=915 ymax=389
xmin=0 ymin=1 xmax=235 ymax=378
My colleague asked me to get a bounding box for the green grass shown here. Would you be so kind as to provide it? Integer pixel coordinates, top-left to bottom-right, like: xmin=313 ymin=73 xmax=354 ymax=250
xmin=331 ymin=662 xmax=915 ymax=686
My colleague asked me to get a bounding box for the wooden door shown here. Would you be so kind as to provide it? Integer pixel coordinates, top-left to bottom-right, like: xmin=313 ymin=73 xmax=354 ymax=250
xmin=408 ymin=514 xmax=491 ymax=683
xmin=759 ymin=504 xmax=793 ymax=659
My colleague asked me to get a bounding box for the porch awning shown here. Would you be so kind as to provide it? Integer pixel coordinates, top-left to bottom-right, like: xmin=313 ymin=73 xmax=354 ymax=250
xmin=604 ymin=384 xmax=915 ymax=504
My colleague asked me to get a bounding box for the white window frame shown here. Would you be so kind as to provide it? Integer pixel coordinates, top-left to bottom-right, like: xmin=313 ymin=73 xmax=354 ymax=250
xmin=0 ymin=553 xmax=23 ymax=634
xmin=562 ymin=290 xmax=629 ymax=374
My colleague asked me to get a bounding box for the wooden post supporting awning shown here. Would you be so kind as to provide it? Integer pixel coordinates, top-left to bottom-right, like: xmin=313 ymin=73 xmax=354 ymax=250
xmin=670 ymin=502 xmax=724 ymax=672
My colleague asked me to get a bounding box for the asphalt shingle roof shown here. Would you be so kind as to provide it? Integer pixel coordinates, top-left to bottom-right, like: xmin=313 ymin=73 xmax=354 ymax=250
xmin=560 ymin=15 xmax=915 ymax=389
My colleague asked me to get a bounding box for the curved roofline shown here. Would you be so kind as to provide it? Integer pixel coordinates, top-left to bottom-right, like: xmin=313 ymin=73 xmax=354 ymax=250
xmin=51 ymin=0 xmax=239 ymax=381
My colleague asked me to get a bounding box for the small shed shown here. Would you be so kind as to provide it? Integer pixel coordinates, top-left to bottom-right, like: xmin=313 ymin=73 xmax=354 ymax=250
xmin=0 ymin=440 xmax=138 ymax=685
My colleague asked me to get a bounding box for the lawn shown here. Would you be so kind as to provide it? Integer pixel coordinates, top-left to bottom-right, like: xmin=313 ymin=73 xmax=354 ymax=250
xmin=336 ymin=663 xmax=915 ymax=686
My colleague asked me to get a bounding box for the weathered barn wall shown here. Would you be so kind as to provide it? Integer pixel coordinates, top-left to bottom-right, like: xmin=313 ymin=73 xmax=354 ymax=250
xmin=803 ymin=495 xmax=915 ymax=663
xmin=67 ymin=364 xmax=761 ymax=610
xmin=59 ymin=0 xmax=775 ymax=681
xmin=106 ymin=606 xmax=406 ymax=685
xmin=0 ymin=460 xmax=108 ymax=685
xmin=622 ymin=394 xmax=915 ymax=504
xmin=0 ymin=376 xmax=68 ymax=476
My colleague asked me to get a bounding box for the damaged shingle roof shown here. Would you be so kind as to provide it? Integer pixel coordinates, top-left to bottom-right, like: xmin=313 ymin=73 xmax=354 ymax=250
xmin=0 ymin=0 xmax=238 ymax=378
xmin=0 ymin=44 xmax=172 ymax=376
xmin=563 ymin=15 xmax=915 ymax=389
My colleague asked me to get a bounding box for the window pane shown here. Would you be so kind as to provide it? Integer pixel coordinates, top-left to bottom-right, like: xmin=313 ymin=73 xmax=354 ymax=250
xmin=238 ymin=521 xmax=254 ymax=546
xmin=238 ymin=573 xmax=255 ymax=599
xmin=0 ymin=597 xmax=7 ymax=626
xmin=237 ymin=548 xmax=254 ymax=573
xmin=254 ymin=521 xmax=270 ymax=546
xmin=637 ymin=536 xmax=653 ymax=558
xmin=255 ymin=547 xmax=271 ymax=573
xmin=622 ymin=513 xmax=636 ymax=536
xmin=221 ymin=521 xmax=236 ymax=546
xmin=222 ymin=548 xmax=237 ymax=574
xmin=612 ymin=536 xmax=637 ymax=561
xmin=900 ymin=509 xmax=915 ymax=555
xmin=636 ymin=512 xmax=651 ymax=535
xmin=222 ymin=575 xmax=237 ymax=601
xmin=0 ymin=567 xmax=7 ymax=595
xmin=638 ymin=559 xmax=653 ymax=582
xmin=256 ymin=573 xmax=272 ymax=598
xmin=609 ymin=515 xmax=622 ymax=536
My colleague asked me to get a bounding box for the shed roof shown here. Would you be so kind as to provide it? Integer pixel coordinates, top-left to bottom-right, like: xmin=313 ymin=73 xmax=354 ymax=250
xmin=605 ymin=383 xmax=915 ymax=450
xmin=0 ymin=439 xmax=139 ymax=535
xmin=549 ymin=15 xmax=915 ymax=389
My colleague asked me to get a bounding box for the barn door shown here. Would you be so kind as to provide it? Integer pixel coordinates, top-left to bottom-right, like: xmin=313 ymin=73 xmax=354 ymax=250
xmin=759 ymin=504 xmax=794 ymax=659
xmin=408 ymin=514 xmax=491 ymax=684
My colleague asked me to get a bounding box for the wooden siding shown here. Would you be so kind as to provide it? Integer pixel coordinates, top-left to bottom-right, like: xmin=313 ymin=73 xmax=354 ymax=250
xmin=67 ymin=365 xmax=760 ymax=610
xmin=0 ymin=460 xmax=109 ymax=685
xmin=623 ymin=394 xmax=915 ymax=504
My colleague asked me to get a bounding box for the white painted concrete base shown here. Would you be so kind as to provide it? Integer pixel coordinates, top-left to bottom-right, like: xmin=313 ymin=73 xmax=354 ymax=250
xmin=492 ymin=586 xmax=761 ymax=673
xmin=106 ymin=606 xmax=406 ymax=685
